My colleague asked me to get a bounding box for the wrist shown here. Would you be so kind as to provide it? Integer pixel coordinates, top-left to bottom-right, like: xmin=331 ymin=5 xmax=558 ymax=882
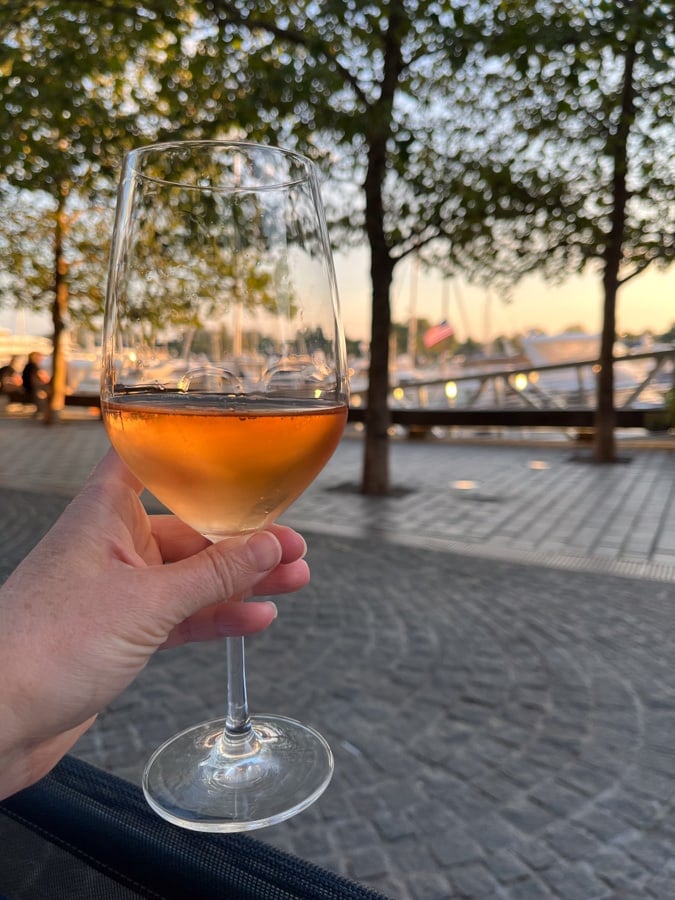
xmin=0 ymin=712 xmax=94 ymax=800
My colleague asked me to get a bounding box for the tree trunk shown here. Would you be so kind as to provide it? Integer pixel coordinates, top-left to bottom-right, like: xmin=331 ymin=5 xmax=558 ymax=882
xmin=594 ymin=280 xmax=617 ymax=462
xmin=361 ymin=130 xmax=395 ymax=495
xmin=359 ymin=7 xmax=406 ymax=495
xmin=44 ymin=198 xmax=69 ymax=425
xmin=593 ymin=34 xmax=637 ymax=463
xmin=362 ymin=246 xmax=394 ymax=495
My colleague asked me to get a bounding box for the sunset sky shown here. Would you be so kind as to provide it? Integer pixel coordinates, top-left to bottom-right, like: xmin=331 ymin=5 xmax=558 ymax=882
xmin=334 ymin=249 xmax=675 ymax=345
xmin=2 ymin=255 xmax=673 ymax=347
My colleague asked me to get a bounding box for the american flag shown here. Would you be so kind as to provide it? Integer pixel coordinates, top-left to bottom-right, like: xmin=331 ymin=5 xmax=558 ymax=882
xmin=423 ymin=320 xmax=454 ymax=349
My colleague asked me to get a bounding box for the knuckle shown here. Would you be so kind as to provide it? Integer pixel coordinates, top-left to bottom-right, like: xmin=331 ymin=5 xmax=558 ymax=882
xmin=204 ymin=542 xmax=252 ymax=599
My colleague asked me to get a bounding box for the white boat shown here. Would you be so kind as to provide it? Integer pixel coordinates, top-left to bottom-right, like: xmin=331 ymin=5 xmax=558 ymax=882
xmin=0 ymin=329 xmax=52 ymax=361
xmin=348 ymin=331 xmax=673 ymax=418
xmin=520 ymin=332 xmax=600 ymax=367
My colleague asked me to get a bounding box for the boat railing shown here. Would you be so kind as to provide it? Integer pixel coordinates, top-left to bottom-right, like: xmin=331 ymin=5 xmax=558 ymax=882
xmin=347 ymin=346 xmax=675 ymax=437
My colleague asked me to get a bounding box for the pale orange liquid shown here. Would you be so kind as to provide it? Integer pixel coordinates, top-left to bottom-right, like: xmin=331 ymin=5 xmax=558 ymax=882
xmin=102 ymin=394 xmax=347 ymax=538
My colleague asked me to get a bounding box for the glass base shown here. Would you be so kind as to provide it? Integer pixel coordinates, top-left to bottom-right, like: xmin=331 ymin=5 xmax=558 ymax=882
xmin=142 ymin=715 xmax=333 ymax=832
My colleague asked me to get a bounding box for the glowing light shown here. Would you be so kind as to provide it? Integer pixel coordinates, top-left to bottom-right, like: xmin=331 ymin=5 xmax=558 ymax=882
xmin=514 ymin=373 xmax=528 ymax=392
xmin=452 ymin=479 xmax=477 ymax=490
xmin=351 ymin=394 xmax=362 ymax=407
xmin=393 ymin=386 xmax=405 ymax=401
xmin=445 ymin=380 xmax=458 ymax=399
xmin=528 ymin=460 xmax=550 ymax=470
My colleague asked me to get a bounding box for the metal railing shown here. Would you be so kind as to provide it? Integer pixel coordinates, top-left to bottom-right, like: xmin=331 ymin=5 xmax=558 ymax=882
xmin=348 ymin=346 xmax=675 ymax=435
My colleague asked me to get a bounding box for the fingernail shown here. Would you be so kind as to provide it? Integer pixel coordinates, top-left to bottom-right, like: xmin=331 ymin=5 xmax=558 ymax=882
xmin=266 ymin=601 xmax=278 ymax=620
xmin=246 ymin=531 xmax=281 ymax=570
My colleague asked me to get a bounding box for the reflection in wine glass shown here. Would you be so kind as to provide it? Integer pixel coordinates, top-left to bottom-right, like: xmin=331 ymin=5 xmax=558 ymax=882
xmin=101 ymin=140 xmax=348 ymax=831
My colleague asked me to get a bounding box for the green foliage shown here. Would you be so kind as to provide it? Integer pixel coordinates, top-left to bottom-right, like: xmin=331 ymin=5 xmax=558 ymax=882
xmin=1 ymin=0 xmax=673 ymax=466
xmin=1 ymin=1 xmax=172 ymax=341
xmin=440 ymin=0 xmax=675 ymax=289
xmin=0 ymin=191 xmax=54 ymax=310
xmin=0 ymin=0 xmax=176 ymax=193
xmin=6 ymin=1 xmax=672 ymax=329
xmin=0 ymin=187 xmax=113 ymax=324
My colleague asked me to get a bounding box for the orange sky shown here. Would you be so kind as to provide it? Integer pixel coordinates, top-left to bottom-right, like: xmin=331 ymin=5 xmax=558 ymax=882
xmin=334 ymin=249 xmax=675 ymax=344
xmin=2 ymin=252 xmax=672 ymax=346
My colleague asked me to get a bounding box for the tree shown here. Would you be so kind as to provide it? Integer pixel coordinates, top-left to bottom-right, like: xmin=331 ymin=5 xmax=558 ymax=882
xmin=6 ymin=0 xmax=670 ymax=471
xmin=0 ymin=191 xmax=55 ymax=316
xmin=0 ymin=1 xmax=187 ymax=419
xmin=0 ymin=0 xmax=311 ymax=419
xmin=172 ymin=0 xmax=672 ymax=477
xmin=0 ymin=188 xmax=113 ymax=332
xmin=450 ymin=0 xmax=674 ymax=462
xmin=160 ymin=0 xmax=498 ymax=494
xmin=7 ymin=0 xmax=485 ymax=488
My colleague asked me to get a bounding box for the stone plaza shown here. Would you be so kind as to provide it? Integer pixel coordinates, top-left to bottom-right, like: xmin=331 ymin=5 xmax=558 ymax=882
xmin=1 ymin=414 xmax=675 ymax=899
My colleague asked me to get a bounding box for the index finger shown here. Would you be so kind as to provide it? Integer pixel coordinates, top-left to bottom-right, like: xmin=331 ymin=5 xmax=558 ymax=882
xmin=150 ymin=518 xmax=308 ymax=566
xmin=87 ymin=447 xmax=144 ymax=494
xmin=150 ymin=516 xmax=211 ymax=561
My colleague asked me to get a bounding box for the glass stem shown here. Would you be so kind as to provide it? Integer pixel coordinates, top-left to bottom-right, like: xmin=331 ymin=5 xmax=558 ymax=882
xmin=225 ymin=636 xmax=252 ymax=735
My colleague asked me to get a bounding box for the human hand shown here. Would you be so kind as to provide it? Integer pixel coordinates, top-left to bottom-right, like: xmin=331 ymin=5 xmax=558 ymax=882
xmin=0 ymin=450 xmax=310 ymax=799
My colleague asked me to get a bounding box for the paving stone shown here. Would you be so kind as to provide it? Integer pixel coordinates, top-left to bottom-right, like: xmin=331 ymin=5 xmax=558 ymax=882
xmin=372 ymin=809 xmax=418 ymax=841
xmin=599 ymin=795 xmax=663 ymax=830
xmin=529 ymin=781 xmax=586 ymax=817
xmin=506 ymin=877 xmax=555 ymax=900
xmin=646 ymin=874 xmax=675 ymax=900
xmin=574 ymin=810 xmax=631 ymax=844
xmin=513 ymin=839 xmax=558 ymax=871
xmin=622 ymin=835 xmax=675 ymax=873
xmin=428 ymin=828 xmax=484 ymax=868
xmin=403 ymin=872 xmax=454 ymax=900
xmin=541 ymin=861 xmax=613 ymax=899
xmin=591 ymin=845 xmax=649 ymax=890
xmin=545 ymin=823 xmax=603 ymax=862
xmin=501 ymin=800 xmax=557 ymax=834
xmin=482 ymin=848 xmax=531 ymax=884
xmin=467 ymin=813 xmax=519 ymax=852
xmin=2 ymin=423 xmax=675 ymax=900
xmin=450 ymin=862 xmax=503 ymax=897
xmin=348 ymin=846 xmax=391 ymax=881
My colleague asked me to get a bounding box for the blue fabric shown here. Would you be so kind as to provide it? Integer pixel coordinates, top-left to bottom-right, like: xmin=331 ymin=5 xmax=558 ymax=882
xmin=0 ymin=756 xmax=390 ymax=900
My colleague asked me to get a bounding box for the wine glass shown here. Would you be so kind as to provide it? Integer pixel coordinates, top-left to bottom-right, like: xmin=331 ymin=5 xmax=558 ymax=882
xmin=100 ymin=140 xmax=349 ymax=831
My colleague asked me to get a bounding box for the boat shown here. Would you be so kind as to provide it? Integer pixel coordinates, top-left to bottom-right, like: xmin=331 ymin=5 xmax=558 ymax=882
xmin=347 ymin=331 xmax=674 ymax=434
xmin=0 ymin=329 xmax=52 ymax=361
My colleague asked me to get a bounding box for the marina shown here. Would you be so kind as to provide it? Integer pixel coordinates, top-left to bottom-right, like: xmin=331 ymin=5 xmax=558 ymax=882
xmin=2 ymin=328 xmax=674 ymax=443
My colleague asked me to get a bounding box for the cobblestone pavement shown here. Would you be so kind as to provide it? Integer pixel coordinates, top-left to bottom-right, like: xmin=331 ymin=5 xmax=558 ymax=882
xmin=2 ymin=417 xmax=675 ymax=899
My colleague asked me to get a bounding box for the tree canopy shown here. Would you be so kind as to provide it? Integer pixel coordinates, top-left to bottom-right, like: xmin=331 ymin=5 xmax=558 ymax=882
xmin=0 ymin=1 xmax=179 ymax=416
xmin=1 ymin=0 xmax=673 ymax=469
xmin=468 ymin=0 xmax=675 ymax=461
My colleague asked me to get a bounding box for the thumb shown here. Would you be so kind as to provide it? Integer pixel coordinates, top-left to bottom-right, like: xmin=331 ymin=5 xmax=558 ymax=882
xmin=141 ymin=530 xmax=283 ymax=628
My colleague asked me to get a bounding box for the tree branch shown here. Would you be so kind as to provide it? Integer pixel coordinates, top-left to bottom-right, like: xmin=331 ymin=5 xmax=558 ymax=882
xmin=618 ymin=252 xmax=663 ymax=286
